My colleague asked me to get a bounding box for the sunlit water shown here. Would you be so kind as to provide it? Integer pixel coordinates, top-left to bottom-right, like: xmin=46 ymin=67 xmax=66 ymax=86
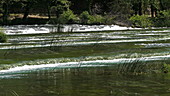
xmin=0 ymin=25 xmax=170 ymax=96
xmin=3 ymin=24 xmax=139 ymax=35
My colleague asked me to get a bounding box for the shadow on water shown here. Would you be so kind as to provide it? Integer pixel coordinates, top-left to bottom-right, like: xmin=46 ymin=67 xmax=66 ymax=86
xmin=0 ymin=66 xmax=170 ymax=96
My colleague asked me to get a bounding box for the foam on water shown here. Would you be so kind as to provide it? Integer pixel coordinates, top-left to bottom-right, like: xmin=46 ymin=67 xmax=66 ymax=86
xmin=3 ymin=24 xmax=141 ymax=35
xmin=137 ymin=43 xmax=170 ymax=48
xmin=1 ymin=36 xmax=170 ymax=49
xmin=0 ymin=39 xmax=150 ymax=49
xmin=0 ymin=54 xmax=170 ymax=75
xmin=0 ymin=60 xmax=117 ymax=74
xmin=1 ymin=25 xmax=170 ymax=78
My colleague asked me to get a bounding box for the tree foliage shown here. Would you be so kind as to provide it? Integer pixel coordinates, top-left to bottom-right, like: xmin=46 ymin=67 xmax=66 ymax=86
xmin=58 ymin=9 xmax=78 ymax=24
xmin=0 ymin=0 xmax=169 ymax=26
xmin=129 ymin=15 xmax=153 ymax=28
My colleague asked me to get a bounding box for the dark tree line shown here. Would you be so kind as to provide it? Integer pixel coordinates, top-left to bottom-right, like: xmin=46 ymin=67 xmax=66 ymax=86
xmin=0 ymin=0 xmax=170 ymax=25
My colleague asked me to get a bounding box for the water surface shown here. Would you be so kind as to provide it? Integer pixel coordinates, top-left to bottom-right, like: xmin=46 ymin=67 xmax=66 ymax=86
xmin=0 ymin=25 xmax=170 ymax=96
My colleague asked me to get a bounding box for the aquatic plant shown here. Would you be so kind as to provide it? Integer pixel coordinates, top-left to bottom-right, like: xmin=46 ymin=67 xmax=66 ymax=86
xmin=116 ymin=59 xmax=165 ymax=75
xmin=162 ymin=63 xmax=170 ymax=73
xmin=117 ymin=59 xmax=147 ymax=75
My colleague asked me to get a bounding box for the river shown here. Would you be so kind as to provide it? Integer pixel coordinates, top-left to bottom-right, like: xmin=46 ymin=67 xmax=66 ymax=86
xmin=0 ymin=25 xmax=170 ymax=96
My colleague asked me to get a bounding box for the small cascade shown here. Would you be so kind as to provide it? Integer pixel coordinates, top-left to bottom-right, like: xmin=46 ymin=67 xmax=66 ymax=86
xmin=0 ymin=25 xmax=170 ymax=74
xmin=3 ymin=24 xmax=141 ymax=35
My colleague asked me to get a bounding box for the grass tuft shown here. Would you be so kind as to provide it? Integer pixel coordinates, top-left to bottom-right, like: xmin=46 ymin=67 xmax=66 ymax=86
xmin=0 ymin=30 xmax=7 ymax=43
xmin=116 ymin=59 xmax=167 ymax=75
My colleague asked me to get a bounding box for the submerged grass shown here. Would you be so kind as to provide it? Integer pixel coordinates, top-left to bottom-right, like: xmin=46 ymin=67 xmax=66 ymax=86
xmin=117 ymin=59 xmax=147 ymax=75
xmin=116 ymin=59 xmax=168 ymax=75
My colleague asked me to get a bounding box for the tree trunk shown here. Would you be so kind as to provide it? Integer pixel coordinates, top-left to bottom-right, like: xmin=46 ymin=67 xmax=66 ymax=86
xmin=151 ymin=4 xmax=154 ymax=17
xmin=159 ymin=0 xmax=164 ymax=11
xmin=88 ymin=0 xmax=93 ymax=14
xmin=2 ymin=1 xmax=9 ymax=25
xmin=47 ymin=6 xmax=51 ymax=20
xmin=138 ymin=0 xmax=142 ymax=15
xmin=23 ymin=3 xmax=30 ymax=20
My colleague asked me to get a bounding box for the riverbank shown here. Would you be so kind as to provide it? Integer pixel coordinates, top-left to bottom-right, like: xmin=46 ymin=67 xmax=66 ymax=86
xmin=1 ymin=12 xmax=170 ymax=28
xmin=1 ymin=14 xmax=132 ymax=26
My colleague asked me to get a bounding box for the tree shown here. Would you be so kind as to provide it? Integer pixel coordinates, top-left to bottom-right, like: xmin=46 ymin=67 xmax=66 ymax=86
xmin=35 ymin=0 xmax=53 ymax=20
xmin=86 ymin=0 xmax=93 ymax=14
xmin=158 ymin=0 xmax=170 ymax=11
xmin=20 ymin=0 xmax=37 ymax=20
xmin=0 ymin=0 xmax=10 ymax=24
xmin=108 ymin=0 xmax=132 ymax=19
xmin=51 ymin=0 xmax=70 ymax=18
xmin=0 ymin=0 xmax=20 ymax=24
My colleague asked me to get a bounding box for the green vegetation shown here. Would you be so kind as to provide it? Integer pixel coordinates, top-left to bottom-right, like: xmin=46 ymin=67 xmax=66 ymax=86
xmin=58 ymin=9 xmax=78 ymax=24
xmin=0 ymin=0 xmax=169 ymax=27
xmin=153 ymin=10 xmax=170 ymax=27
xmin=117 ymin=59 xmax=170 ymax=75
xmin=162 ymin=63 xmax=170 ymax=73
xmin=129 ymin=15 xmax=153 ymax=28
xmin=88 ymin=15 xmax=104 ymax=24
xmin=79 ymin=11 xmax=105 ymax=24
xmin=0 ymin=31 xmax=7 ymax=43
xmin=79 ymin=11 xmax=91 ymax=24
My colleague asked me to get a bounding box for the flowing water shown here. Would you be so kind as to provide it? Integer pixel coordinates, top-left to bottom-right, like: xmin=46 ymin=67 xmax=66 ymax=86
xmin=0 ymin=25 xmax=170 ymax=96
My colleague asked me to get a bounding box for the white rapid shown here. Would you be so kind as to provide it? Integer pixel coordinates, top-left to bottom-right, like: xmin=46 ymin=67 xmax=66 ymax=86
xmin=0 ymin=54 xmax=170 ymax=74
xmin=0 ymin=25 xmax=170 ymax=75
xmin=3 ymin=24 xmax=140 ymax=35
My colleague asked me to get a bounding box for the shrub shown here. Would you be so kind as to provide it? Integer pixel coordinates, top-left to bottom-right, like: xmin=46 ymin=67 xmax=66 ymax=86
xmin=79 ymin=11 xmax=105 ymax=24
xmin=154 ymin=10 xmax=170 ymax=27
xmin=58 ymin=9 xmax=79 ymax=24
xmin=88 ymin=15 xmax=104 ymax=24
xmin=0 ymin=31 xmax=7 ymax=43
xmin=103 ymin=15 xmax=116 ymax=24
xmin=129 ymin=15 xmax=153 ymax=28
xmin=79 ymin=11 xmax=91 ymax=24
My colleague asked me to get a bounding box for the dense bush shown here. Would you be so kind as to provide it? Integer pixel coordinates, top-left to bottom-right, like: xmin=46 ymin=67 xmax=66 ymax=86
xmin=129 ymin=15 xmax=153 ymax=28
xmin=154 ymin=10 xmax=170 ymax=27
xmin=103 ymin=15 xmax=116 ymax=25
xmin=58 ymin=9 xmax=79 ymax=24
xmin=79 ymin=11 xmax=106 ymax=24
xmin=0 ymin=31 xmax=7 ymax=43
xmin=88 ymin=15 xmax=104 ymax=24
xmin=79 ymin=11 xmax=91 ymax=24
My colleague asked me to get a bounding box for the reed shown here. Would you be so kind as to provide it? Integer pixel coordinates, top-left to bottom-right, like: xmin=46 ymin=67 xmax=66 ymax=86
xmin=116 ymin=59 xmax=166 ymax=75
